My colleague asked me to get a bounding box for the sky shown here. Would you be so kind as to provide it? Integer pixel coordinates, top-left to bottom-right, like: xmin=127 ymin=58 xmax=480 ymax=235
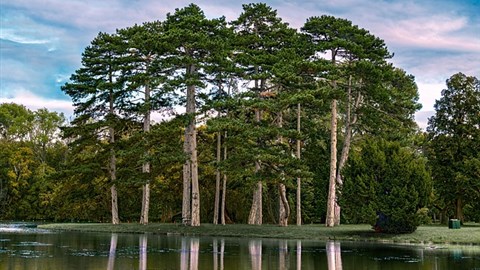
xmin=1 ymin=0 xmax=479 ymax=129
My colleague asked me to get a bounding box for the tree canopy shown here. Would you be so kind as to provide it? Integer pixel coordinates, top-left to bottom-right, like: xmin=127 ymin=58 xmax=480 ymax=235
xmin=3 ymin=3 xmax=466 ymax=229
xmin=426 ymin=73 xmax=480 ymax=223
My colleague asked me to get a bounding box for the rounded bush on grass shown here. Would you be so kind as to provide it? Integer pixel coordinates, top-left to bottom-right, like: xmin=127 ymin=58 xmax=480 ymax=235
xmin=341 ymin=138 xmax=432 ymax=234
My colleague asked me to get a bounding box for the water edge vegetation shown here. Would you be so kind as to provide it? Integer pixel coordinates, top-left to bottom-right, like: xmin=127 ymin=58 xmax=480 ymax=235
xmin=39 ymin=223 xmax=480 ymax=245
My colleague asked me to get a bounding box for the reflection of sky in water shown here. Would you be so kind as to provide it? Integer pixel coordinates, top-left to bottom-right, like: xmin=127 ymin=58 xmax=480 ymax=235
xmin=0 ymin=223 xmax=51 ymax=234
xmin=1 ymin=228 xmax=479 ymax=269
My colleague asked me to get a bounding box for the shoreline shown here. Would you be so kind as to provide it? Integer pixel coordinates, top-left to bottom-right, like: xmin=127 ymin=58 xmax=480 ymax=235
xmin=37 ymin=223 xmax=480 ymax=246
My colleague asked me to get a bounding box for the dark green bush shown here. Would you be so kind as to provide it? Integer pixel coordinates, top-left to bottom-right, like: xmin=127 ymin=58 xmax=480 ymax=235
xmin=341 ymin=138 xmax=432 ymax=234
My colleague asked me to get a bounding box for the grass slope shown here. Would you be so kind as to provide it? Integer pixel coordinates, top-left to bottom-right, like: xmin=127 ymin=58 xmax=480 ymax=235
xmin=39 ymin=223 xmax=480 ymax=245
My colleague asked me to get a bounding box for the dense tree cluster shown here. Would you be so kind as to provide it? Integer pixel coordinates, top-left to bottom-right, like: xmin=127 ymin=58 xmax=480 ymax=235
xmin=426 ymin=73 xmax=480 ymax=224
xmin=1 ymin=3 xmax=476 ymax=232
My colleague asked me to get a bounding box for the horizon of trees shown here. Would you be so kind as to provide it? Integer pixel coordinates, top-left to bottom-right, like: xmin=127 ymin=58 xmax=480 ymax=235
xmin=1 ymin=4 xmax=478 ymax=230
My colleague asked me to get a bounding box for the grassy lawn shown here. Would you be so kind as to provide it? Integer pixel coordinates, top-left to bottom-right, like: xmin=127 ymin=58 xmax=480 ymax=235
xmin=39 ymin=223 xmax=480 ymax=245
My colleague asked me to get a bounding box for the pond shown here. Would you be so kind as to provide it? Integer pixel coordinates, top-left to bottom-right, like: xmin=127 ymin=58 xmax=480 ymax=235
xmin=1 ymin=224 xmax=480 ymax=269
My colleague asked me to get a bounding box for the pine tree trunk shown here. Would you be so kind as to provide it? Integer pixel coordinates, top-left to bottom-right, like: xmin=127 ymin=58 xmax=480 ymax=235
xmin=326 ymin=99 xmax=337 ymax=227
xmin=140 ymin=84 xmax=151 ymax=225
xmin=296 ymin=103 xmax=302 ymax=226
xmin=109 ymin=83 xmax=119 ymax=225
xmin=182 ymin=158 xmax=191 ymax=225
xmin=214 ymin=130 xmax=221 ymax=225
xmin=186 ymin=64 xmax=200 ymax=227
xmin=279 ymin=183 xmax=290 ymax=226
xmin=248 ymin=77 xmax=263 ymax=225
xmin=182 ymin=64 xmax=200 ymax=226
xmin=140 ymin=183 xmax=150 ymax=224
xmin=277 ymin=110 xmax=289 ymax=227
xmin=248 ymin=178 xmax=263 ymax=225
xmin=334 ymin=76 xmax=359 ymax=226
xmin=110 ymin=142 xmax=119 ymax=225
xmin=221 ymin=131 xmax=227 ymax=225
xmin=190 ymin=122 xmax=200 ymax=226
xmin=111 ymin=183 xmax=119 ymax=224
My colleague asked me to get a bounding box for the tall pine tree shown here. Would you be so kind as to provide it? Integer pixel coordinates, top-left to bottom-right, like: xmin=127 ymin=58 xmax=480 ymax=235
xmin=62 ymin=32 xmax=127 ymax=224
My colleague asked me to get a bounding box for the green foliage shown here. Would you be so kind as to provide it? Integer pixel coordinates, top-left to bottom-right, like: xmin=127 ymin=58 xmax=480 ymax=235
xmin=342 ymin=138 xmax=432 ymax=233
xmin=0 ymin=104 xmax=66 ymax=220
xmin=0 ymin=103 xmax=34 ymax=141
xmin=426 ymin=73 xmax=480 ymax=222
xmin=1 ymin=4 xmax=430 ymax=226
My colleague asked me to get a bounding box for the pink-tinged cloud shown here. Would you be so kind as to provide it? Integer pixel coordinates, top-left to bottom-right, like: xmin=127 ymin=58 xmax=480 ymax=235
xmin=380 ymin=16 xmax=480 ymax=52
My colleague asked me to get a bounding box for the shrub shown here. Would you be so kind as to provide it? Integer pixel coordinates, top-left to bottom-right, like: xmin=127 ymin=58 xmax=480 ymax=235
xmin=341 ymin=138 xmax=432 ymax=234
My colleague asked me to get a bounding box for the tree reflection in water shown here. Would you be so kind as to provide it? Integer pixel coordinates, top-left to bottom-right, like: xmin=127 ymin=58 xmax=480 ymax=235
xmin=213 ymin=238 xmax=225 ymax=270
xmin=327 ymin=241 xmax=343 ymax=270
xmin=180 ymin=237 xmax=200 ymax=270
xmin=105 ymin=234 xmax=343 ymax=269
xmin=249 ymin=239 xmax=262 ymax=270
xmin=139 ymin=234 xmax=147 ymax=270
xmin=279 ymin=240 xmax=289 ymax=270
xmin=107 ymin=233 xmax=118 ymax=270
xmin=3 ymin=229 xmax=479 ymax=269
xmin=296 ymin=240 xmax=301 ymax=270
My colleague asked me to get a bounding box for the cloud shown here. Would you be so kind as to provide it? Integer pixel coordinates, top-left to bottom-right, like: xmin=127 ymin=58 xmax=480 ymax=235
xmin=1 ymin=0 xmax=478 ymax=131
xmin=415 ymin=82 xmax=445 ymax=112
xmin=2 ymin=1 xmax=176 ymax=33
xmin=0 ymin=30 xmax=51 ymax=45
xmin=0 ymin=39 xmax=75 ymax=100
xmin=379 ymin=16 xmax=480 ymax=53
xmin=415 ymin=110 xmax=434 ymax=130
xmin=0 ymin=89 xmax=74 ymax=118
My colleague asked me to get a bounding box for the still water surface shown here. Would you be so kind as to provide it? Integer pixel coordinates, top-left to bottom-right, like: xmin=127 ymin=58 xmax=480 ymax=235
xmin=1 ymin=226 xmax=479 ymax=269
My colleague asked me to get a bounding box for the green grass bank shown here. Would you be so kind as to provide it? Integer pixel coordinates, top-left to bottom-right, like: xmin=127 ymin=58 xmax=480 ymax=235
xmin=39 ymin=223 xmax=480 ymax=245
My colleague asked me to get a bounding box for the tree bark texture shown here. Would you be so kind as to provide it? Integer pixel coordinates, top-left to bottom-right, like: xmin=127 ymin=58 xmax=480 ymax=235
xmin=187 ymin=65 xmax=201 ymax=226
xmin=277 ymin=111 xmax=289 ymax=227
xmin=109 ymin=83 xmax=119 ymax=225
xmin=182 ymin=64 xmax=201 ymax=226
xmin=140 ymin=84 xmax=151 ymax=225
xmin=109 ymin=133 xmax=119 ymax=225
xmin=109 ymin=118 xmax=119 ymax=225
xmin=110 ymin=183 xmax=119 ymax=225
xmin=189 ymin=113 xmax=200 ymax=226
xmin=334 ymin=78 xmax=362 ymax=225
xmin=248 ymin=78 xmax=263 ymax=225
xmin=326 ymin=99 xmax=337 ymax=227
xmin=213 ymin=130 xmax=222 ymax=225
xmin=182 ymin=157 xmax=191 ymax=225
xmin=279 ymin=183 xmax=290 ymax=226
xmin=221 ymin=131 xmax=228 ymax=225
xmin=248 ymin=179 xmax=263 ymax=225
xmin=296 ymin=103 xmax=302 ymax=226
